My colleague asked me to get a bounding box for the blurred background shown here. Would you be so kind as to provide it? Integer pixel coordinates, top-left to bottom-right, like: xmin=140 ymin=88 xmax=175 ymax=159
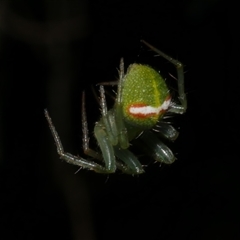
xmin=0 ymin=0 xmax=238 ymax=239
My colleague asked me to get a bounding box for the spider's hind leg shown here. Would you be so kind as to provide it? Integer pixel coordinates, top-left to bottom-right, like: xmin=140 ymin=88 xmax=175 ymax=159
xmin=153 ymin=121 xmax=179 ymax=142
xmin=141 ymin=40 xmax=187 ymax=114
xmin=136 ymin=130 xmax=176 ymax=164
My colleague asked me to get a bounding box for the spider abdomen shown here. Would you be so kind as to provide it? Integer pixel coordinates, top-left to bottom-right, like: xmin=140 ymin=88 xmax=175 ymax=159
xmin=122 ymin=64 xmax=170 ymax=129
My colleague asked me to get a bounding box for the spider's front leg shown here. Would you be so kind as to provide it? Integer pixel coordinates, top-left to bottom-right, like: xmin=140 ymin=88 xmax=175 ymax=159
xmin=44 ymin=109 xmax=109 ymax=173
xmin=96 ymin=73 xmax=144 ymax=175
xmin=93 ymin=118 xmax=144 ymax=174
xmin=82 ymin=91 xmax=135 ymax=174
xmin=141 ymin=40 xmax=187 ymax=114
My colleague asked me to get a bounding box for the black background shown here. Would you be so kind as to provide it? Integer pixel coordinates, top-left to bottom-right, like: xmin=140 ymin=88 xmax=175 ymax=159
xmin=0 ymin=0 xmax=238 ymax=239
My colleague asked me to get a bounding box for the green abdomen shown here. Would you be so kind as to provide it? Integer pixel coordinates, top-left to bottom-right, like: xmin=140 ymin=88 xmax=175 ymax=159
xmin=122 ymin=64 xmax=170 ymax=129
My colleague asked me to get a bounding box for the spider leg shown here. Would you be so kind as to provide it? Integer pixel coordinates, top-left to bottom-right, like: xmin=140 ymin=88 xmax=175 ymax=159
xmin=86 ymin=85 xmax=119 ymax=173
xmin=114 ymin=58 xmax=130 ymax=149
xmin=81 ymin=91 xmax=102 ymax=160
xmin=137 ymin=130 xmax=176 ymax=164
xmin=44 ymin=109 xmax=110 ymax=173
xmin=98 ymin=59 xmax=130 ymax=150
xmin=99 ymin=85 xmax=118 ymax=145
xmin=153 ymin=122 xmax=179 ymax=142
xmin=93 ymin=122 xmax=117 ymax=173
xmin=97 ymin=70 xmax=143 ymax=174
xmin=141 ymin=40 xmax=187 ymax=114
xmin=96 ymin=80 xmax=119 ymax=86
xmin=113 ymin=146 xmax=144 ymax=174
xmin=83 ymin=87 xmax=142 ymax=174
xmin=81 ymin=92 xmax=135 ymax=173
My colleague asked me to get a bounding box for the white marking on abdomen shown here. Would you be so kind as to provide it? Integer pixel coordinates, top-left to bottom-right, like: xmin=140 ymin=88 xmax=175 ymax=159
xmin=129 ymin=98 xmax=171 ymax=116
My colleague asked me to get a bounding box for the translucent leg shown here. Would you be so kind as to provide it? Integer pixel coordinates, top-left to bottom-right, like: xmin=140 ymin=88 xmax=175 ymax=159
xmin=113 ymin=146 xmax=144 ymax=174
xmin=97 ymin=84 xmax=143 ymax=174
xmin=137 ymin=130 xmax=176 ymax=164
xmin=82 ymin=90 xmax=136 ymax=174
xmin=153 ymin=122 xmax=179 ymax=141
xmin=96 ymin=59 xmax=129 ymax=149
xmin=141 ymin=40 xmax=187 ymax=114
xmin=93 ymin=122 xmax=117 ymax=172
xmin=82 ymin=91 xmax=116 ymax=173
xmin=114 ymin=58 xmax=130 ymax=149
xmin=99 ymin=85 xmax=118 ymax=146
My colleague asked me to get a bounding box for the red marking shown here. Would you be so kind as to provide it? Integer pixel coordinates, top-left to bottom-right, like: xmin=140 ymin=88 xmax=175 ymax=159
xmin=159 ymin=95 xmax=171 ymax=114
xmin=166 ymin=95 xmax=171 ymax=101
xmin=127 ymin=95 xmax=171 ymax=119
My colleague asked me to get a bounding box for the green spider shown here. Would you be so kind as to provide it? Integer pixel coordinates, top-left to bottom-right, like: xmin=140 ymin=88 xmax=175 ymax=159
xmin=44 ymin=40 xmax=187 ymax=174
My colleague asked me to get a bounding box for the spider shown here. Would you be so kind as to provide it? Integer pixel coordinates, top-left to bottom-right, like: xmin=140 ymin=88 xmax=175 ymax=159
xmin=44 ymin=40 xmax=187 ymax=174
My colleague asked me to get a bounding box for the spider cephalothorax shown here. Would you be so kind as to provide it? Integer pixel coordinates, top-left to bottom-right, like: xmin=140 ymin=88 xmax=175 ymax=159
xmin=45 ymin=40 xmax=187 ymax=174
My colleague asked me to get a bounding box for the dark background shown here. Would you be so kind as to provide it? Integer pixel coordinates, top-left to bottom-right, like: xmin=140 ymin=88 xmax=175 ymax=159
xmin=0 ymin=0 xmax=238 ymax=240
